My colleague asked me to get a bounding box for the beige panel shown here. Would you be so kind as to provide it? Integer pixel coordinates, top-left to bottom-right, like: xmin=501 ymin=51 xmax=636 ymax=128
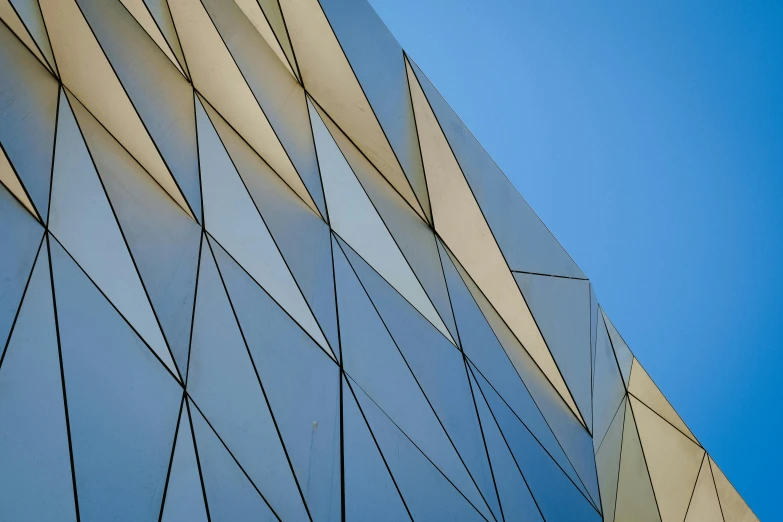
xmin=309 ymin=100 xmax=454 ymax=345
xmin=0 ymin=145 xmax=39 ymax=219
xmin=710 ymin=458 xmax=759 ymax=522
xmin=684 ymin=457 xmax=724 ymax=522
xmin=38 ymin=0 xmax=193 ymax=220
xmin=118 ymin=0 xmax=186 ymax=77
xmin=0 ymin=0 xmax=52 ymax=73
xmin=406 ymin=57 xmax=582 ymax=425
xmin=631 ymin=396 xmax=704 ymax=522
xmin=168 ymin=0 xmax=319 ymax=215
xmin=615 ymin=401 xmax=662 ymax=522
xmin=278 ymin=0 xmax=426 ymax=220
xmin=629 ymin=359 xmax=698 ymax=443
xmin=233 ymin=0 xmax=297 ymax=78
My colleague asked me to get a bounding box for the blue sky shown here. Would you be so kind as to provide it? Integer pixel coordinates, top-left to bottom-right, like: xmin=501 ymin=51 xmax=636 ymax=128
xmin=368 ymin=0 xmax=783 ymax=517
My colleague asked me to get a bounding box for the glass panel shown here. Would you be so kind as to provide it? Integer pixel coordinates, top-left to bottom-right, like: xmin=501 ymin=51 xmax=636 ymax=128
xmin=50 ymin=237 xmax=182 ymax=522
xmin=0 ymin=249 xmax=76 ymax=521
xmin=212 ymin=238 xmax=341 ymax=521
xmin=514 ymin=272 xmax=593 ymax=426
xmin=202 ymin=0 xmax=325 ymax=218
xmin=189 ymin=401 xmax=278 ymax=522
xmin=209 ymin=103 xmax=338 ymax=353
xmin=311 ymin=101 xmax=452 ymax=343
xmin=73 ymin=92 xmax=200 ymax=380
xmin=196 ymin=96 xmax=332 ymax=356
xmin=333 ymin=239 xmax=490 ymax=519
xmin=39 ymin=0 xmax=192 ymax=217
xmin=0 ymin=183 xmax=43 ymax=352
xmin=349 ymin=378 xmax=486 ymax=522
xmin=49 ymin=92 xmax=177 ymax=376
xmin=0 ymin=22 xmax=57 ymax=221
xmin=186 ymin=243 xmax=309 ymax=522
xmin=76 ymin=0 xmax=200 ymax=220
xmin=342 ymin=376 xmax=411 ymax=522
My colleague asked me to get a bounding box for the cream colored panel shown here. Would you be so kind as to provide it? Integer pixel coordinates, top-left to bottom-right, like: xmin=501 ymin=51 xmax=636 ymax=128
xmin=118 ymin=0 xmax=186 ymax=76
xmin=631 ymin=396 xmax=704 ymax=522
xmin=0 ymin=146 xmax=39 ymax=219
xmin=309 ymin=100 xmax=454 ymax=345
xmin=168 ymin=0 xmax=318 ymax=215
xmin=406 ymin=59 xmax=582 ymax=424
xmin=629 ymin=359 xmax=698 ymax=443
xmin=196 ymin=97 xmax=334 ymax=360
xmin=49 ymin=92 xmax=179 ymax=378
xmin=278 ymin=0 xmax=425 ymax=220
xmin=684 ymin=458 xmax=724 ymax=522
xmin=0 ymin=0 xmax=52 ymax=73
xmin=38 ymin=0 xmax=193 ymax=220
xmin=233 ymin=0 xmax=297 ymax=78
xmin=710 ymin=458 xmax=759 ymax=522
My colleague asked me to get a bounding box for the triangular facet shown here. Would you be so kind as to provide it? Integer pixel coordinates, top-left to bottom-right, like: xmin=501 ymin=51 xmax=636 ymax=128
xmin=0 ymin=144 xmax=39 ymax=219
xmin=140 ymin=0 xmax=190 ymax=76
xmin=602 ymin=309 xmax=634 ymax=386
xmin=0 ymin=0 xmax=55 ymax=73
xmin=710 ymin=458 xmax=759 ymax=522
xmin=593 ymin=310 xmax=626 ymax=448
xmin=50 ymin=236 xmax=182 ymax=522
xmin=211 ymin=237 xmax=341 ymax=521
xmin=279 ymin=0 xmax=426 ymax=219
xmin=407 ymin=56 xmax=585 ymax=279
xmin=39 ymin=0 xmax=194 ymax=218
xmin=595 ymin=397 xmax=627 ymax=522
xmin=514 ymin=272 xmax=593 ymax=428
xmin=118 ymin=0 xmax=187 ymax=76
xmin=49 ymin=91 xmax=179 ymax=377
xmin=630 ymin=396 xmax=704 ymax=522
xmin=71 ymin=92 xmax=201 ymax=379
xmin=311 ymin=100 xmax=453 ymax=344
xmin=333 ymin=239 xmax=491 ymax=520
xmin=161 ymin=402 xmax=209 ymax=522
xmin=0 ymin=22 xmax=58 ymax=222
xmin=186 ymin=243 xmax=309 ymax=522
xmin=168 ymin=0 xmax=319 ymax=215
xmin=233 ymin=0 xmax=299 ymax=78
xmin=629 ymin=359 xmax=698 ymax=444
xmin=683 ymin=457 xmax=724 ymax=522
xmin=196 ymin=96 xmax=333 ymax=357
xmin=614 ymin=400 xmax=662 ymax=522
xmin=0 ymin=246 xmax=76 ymax=521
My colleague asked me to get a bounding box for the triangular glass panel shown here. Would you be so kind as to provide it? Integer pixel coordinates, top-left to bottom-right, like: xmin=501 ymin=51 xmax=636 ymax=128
xmin=0 ymin=246 xmax=76 ymax=521
xmin=201 ymin=0 xmax=326 ymax=218
xmin=593 ymin=310 xmax=626 ymax=448
xmin=629 ymin=359 xmax=698 ymax=444
xmin=0 ymin=22 xmax=57 ymax=221
xmin=614 ymin=400 xmax=662 ymax=522
xmin=332 ymin=238 xmax=491 ymax=519
xmin=161 ymin=401 xmax=209 ymax=522
xmin=75 ymin=0 xmax=201 ymax=220
xmin=189 ymin=401 xmax=279 ymax=522
xmin=468 ymin=367 xmax=545 ymax=522
xmin=348 ymin=378 xmax=487 ymax=522
xmin=407 ymin=57 xmax=585 ymax=279
xmin=195 ymin=95 xmax=333 ymax=357
xmin=318 ymin=103 xmax=458 ymax=341
xmin=0 ymin=182 xmax=43 ymax=353
xmin=631 ymin=396 xmax=704 ymax=522
xmin=339 ymin=235 xmax=501 ymax=520
xmin=206 ymin=100 xmax=338 ymax=353
xmin=514 ymin=272 xmax=593 ymax=428
xmin=211 ymin=237 xmax=341 ymax=522
xmin=49 ymin=91 xmax=179 ymax=377
xmin=595 ymin=397 xmax=627 ymax=522
xmin=342 ymin=375 xmax=412 ymax=522
xmin=311 ymin=100 xmax=453 ymax=344
xmin=71 ymin=92 xmax=201 ymax=381
xmin=50 ymin=236 xmax=182 ymax=522
xmin=39 ymin=0 xmax=193 ymax=218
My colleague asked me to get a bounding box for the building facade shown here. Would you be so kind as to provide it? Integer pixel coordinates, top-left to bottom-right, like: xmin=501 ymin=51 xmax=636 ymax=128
xmin=0 ymin=0 xmax=756 ymax=520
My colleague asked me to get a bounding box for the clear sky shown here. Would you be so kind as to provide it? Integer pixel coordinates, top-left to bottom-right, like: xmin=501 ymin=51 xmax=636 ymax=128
xmin=367 ymin=0 xmax=782 ymax=517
